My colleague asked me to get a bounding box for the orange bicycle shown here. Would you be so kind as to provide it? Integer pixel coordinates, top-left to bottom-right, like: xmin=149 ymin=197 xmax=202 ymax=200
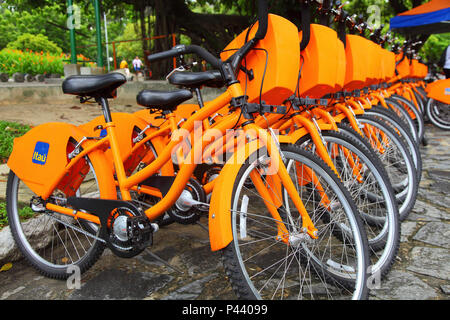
xmin=5 ymin=1 xmax=370 ymax=300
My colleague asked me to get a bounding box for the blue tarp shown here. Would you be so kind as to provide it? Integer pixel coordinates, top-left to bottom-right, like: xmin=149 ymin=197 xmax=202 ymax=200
xmin=390 ymin=0 xmax=450 ymax=35
xmin=390 ymin=7 xmax=450 ymax=29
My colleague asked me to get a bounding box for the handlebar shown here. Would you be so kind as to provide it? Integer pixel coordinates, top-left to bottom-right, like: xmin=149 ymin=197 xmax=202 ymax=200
xmin=147 ymin=45 xmax=222 ymax=69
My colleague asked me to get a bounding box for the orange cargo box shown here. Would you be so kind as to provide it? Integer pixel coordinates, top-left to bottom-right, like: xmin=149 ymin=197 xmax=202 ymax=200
xmin=335 ymin=38 xmax=346 ymax=92
xmin=384 ymin=50 xmax=396 ymax=81
xmin=396 ymin=54 xmax=411 ymax=79
xmin=344 ymin=35 xmax=369 ymax=91
xmin=221 ymin=14 xmax=300 ymax=105
xmin=365 ymin=41 xmax=380 ymax=85
xmin=297 ymin=24 xmax=338 ymax=98
xmin=425 ymin=78 xmax=450 ymax=104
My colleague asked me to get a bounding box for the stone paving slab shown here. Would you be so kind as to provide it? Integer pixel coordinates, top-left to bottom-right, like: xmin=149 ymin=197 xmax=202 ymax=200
xmin=413 ymin=222 xmax=450 ymax=248
xmin=407 ymin=247 xmax=450 ymax=281
xmin=0 ymin=124 xmax=449 ymax=300
xmin=370 ymin=271 xmax=439 ymax=300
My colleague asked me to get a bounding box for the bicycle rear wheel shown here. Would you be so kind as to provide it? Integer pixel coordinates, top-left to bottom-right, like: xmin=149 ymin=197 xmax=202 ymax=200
xmin=6 ymin=153 xmax=115 ymax=279
xmin=221 ymin=144 xmax=369 ymax=300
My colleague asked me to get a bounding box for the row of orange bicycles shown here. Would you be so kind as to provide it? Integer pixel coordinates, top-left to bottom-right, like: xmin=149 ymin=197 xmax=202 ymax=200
xmin=5 ymin=0 xmax=445 ymax=300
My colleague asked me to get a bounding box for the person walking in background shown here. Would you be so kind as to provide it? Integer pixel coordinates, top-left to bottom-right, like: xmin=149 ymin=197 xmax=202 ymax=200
xmin=133 ymin=56 xmax=143 ymax=75
xmin=439 ymin=45 xmax=450 ymax=79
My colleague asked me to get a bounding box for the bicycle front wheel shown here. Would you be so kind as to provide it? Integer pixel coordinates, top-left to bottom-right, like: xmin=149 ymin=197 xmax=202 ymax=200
xmin=221 ymin=144 xmax=369 ymax=300
xmin=296 ymin=130 xmax=400 ymax=280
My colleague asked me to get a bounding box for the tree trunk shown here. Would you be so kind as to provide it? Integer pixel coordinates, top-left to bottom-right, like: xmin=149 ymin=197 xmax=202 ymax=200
xmin=139 ymin=5 xmax=148 ymax=52
xmin=151 ymin=0 xmax=177 ymax=78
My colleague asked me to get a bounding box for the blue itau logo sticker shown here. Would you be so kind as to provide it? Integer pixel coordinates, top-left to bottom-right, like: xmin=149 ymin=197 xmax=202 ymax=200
xmin=445 ymin=88 xmax=450 ymax=95
xmin=32 ymin=142 xmax=49 ymax=165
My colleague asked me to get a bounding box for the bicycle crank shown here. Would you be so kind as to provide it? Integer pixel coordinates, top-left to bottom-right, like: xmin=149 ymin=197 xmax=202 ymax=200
xmin=66 ymin=197 xmax=158 ymax=258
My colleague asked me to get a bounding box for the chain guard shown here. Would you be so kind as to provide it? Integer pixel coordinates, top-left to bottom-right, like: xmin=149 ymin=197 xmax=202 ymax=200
xmin=66 ymin=197 xmax=154 ymax=258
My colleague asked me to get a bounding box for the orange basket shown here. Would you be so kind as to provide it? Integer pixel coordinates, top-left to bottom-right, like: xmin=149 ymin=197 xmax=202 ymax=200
xmin=384 ymin=50 xmax=396 ymax=81
xmin=335 ymin=38 xmax=346 ymax=92
xmin=396 ymin=53 xmax=411 ymax=79
xmin=297 ymin=24 xmax=339 ymax=98
xmin=343 ymin=35 xmax=369 ymax=91
xmin=420 ymin=62 xmax=428 ymax=78
xmin=379 ymin=47 xmax=388 ymax=82
xmin=410 ymin=59 xmax=422 ymax=78
xmin=374 ymin=43 xmax=385 ymax=83
xmin=221 ymin=14 xmax=300 ymax=105
xmin=365 ymin=41 xmax=377 ymax=85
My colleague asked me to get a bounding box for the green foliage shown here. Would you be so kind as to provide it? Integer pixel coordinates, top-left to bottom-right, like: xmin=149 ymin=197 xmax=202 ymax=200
xmin=0 ymin=0 xmax=444 ymax=70
xmin=420 ymin=34 xmax=450 ymax=64
xmin=0 ymin=201 xmax=35 ymax=230
xmin=0 ymin=202 xmax=7 ymax=229
xmin=0 ymin=1 xmax=131 ymax=67
xmin=0 ymin=3 xmax=66 ymax=51
xmin=115 ymin=23 xmax=144 ymax=64
xmin=0 ymin=48 xmax=64 ymax=76
xmin=0 ymin=121 xmax=31 ymax=163
xmin=7 ymin=33 xmax=63 ymax=55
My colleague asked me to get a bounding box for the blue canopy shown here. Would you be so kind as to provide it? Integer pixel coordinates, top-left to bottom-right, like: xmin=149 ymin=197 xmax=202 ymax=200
xmin=390 ymin=0 xmax=450 ymax=35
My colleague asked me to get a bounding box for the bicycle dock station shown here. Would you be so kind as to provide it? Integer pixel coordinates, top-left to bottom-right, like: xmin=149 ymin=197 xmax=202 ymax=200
xmin=0 ymin=0 xmax=449 ymax=302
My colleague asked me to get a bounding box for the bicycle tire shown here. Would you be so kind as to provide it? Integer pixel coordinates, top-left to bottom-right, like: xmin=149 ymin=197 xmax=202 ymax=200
xmin=296 ymin=130 xmax=400 ymax=279
xmin=6 ymin=154 xmax=115 ymax=279
xmin=354 ymin=114 xmax=418 ymax=221
xmin=390 ymin=94 xmax=425 ymax=144
xmin=364 ymin=105 xmax=423 ymax=183
xmin=221 ymin=144 xmax=370 ymax=300
xmin=426 ymin=98 xmax=450 ymax=130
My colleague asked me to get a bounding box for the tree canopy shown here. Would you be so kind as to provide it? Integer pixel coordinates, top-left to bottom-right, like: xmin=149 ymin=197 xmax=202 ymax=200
xmin=0 ymin=0 xmax=447 ymax=77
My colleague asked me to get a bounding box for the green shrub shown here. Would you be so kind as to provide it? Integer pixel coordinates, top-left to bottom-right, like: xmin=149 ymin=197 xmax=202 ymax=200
xmin=7 ymin=33 xmax=63 ymax=56
xmin=0 ymin=202 xmax=8 ymax=229
xmin=0 ymin=121 xmax=31 ymax=163
xmin=0 ymin=48 xmax=64 ymax=76
xmin=0 ymin=201 xmax=35 ymax=230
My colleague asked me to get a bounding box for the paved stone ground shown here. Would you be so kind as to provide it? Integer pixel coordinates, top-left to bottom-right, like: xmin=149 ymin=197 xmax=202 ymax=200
xmin=0 ymin=123 xmax=448 ymax=300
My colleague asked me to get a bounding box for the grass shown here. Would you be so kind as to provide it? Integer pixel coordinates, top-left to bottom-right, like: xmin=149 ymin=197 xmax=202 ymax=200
xmin=0 ymin=201 xmax=35 ymax=230
xmin=0 ymin=120 xmax=32 ymax=229
xmin=0 ymin=120 xmax=31 ymax=163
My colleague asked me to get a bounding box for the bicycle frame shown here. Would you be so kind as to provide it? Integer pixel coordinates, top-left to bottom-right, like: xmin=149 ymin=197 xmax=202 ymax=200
xmin=41 ymin=82 xmax=319 ymax=251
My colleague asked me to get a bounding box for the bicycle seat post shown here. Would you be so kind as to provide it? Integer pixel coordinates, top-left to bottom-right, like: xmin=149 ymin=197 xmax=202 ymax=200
xmin=97 ymin=96 xmax=113 ymax=123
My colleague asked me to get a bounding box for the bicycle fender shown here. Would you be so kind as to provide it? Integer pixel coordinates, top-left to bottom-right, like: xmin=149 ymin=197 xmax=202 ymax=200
xmin=425 ymin=79 xmax=450 ymax=104
xmin=208 ymin=140 xmax=262 ymax=251
xmin=7 ymin=122 xmax=100 ymax=199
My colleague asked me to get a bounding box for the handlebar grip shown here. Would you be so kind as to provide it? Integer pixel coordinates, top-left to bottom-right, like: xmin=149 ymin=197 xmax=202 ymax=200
xmin=184 ymin=45 xmax=221 ymax=69
xmin=254 ymin=0 xmax=268 ymax=40
xmin=147 ymin=45 xmax=221 ymax=69
xmin=147 ymin=47 xmax=183 ymax=62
